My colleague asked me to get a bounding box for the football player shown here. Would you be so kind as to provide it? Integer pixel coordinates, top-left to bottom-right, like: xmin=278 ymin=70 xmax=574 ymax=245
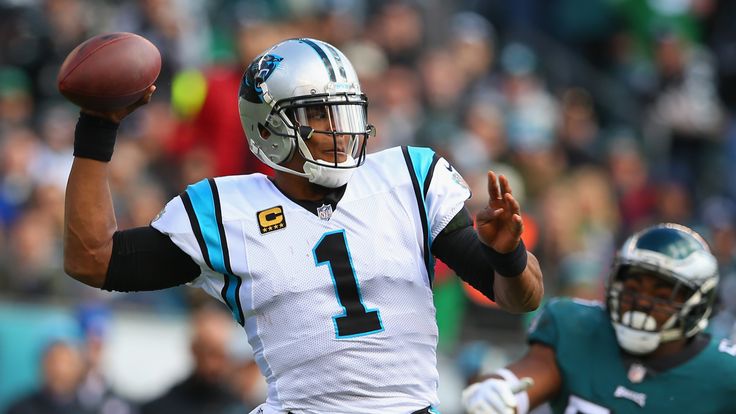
xmin=462 ymin=223 xmax=736 ymax=414
xmin=63 ymin=38 xmax=544 ymax=413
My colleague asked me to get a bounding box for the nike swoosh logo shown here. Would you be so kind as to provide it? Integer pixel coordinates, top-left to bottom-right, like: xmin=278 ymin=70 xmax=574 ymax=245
xmin=445 ymin=162 xmax=454 ymax=172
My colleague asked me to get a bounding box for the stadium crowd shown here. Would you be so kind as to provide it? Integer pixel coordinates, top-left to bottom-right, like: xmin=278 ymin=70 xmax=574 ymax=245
xmin=2 ymin=0 xmax=736 ymax=413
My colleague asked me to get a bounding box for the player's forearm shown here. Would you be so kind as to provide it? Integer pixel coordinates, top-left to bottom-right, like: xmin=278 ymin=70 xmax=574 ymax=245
xmin=506 ymin=344 xmax=560 ymax=409
xmin=463 ymin=344 xmax=558 ymax=414
xmin=63 ymin=157 xmax=116 ymax=287
xmin=493 ymin=252 xmax=543 ymax=313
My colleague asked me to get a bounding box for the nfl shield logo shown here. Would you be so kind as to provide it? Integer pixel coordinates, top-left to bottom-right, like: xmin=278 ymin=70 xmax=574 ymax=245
xmin=317 ymin=204 xmax=333 ymax=221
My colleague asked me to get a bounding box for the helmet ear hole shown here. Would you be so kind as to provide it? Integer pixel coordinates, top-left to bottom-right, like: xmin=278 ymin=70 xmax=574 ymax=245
xmin=258 ymin=124 xmax=271 ymax=139
xmin=298 ymin=125 xmax=314 ymax=140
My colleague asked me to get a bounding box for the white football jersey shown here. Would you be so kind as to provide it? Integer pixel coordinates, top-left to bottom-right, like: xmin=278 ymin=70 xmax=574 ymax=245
xmin=152 ymin=146 xmax=471 ymax=413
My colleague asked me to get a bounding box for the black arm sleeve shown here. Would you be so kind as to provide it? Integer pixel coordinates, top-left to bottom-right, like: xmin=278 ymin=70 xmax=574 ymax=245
xmin=431 ymin=207 xmax=495 ymax=300
xmin=103 ymin=226 xmax=201 ymax=292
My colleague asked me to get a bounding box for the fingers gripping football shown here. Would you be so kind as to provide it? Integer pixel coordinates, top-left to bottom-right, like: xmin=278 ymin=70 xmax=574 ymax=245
xmin=82 ymin=85 xmax=156 ymax=123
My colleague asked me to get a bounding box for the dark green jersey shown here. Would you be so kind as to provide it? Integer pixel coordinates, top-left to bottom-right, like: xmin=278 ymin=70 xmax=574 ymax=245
xmin=528 ymin=298 xmax=736 ymax=413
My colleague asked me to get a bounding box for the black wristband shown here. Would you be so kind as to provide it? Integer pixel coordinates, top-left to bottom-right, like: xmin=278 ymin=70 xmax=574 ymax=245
xmin=74 ymin=112 xmax=119 ymax=162
xmin=483 ymin=239 xmax=528 ymax=278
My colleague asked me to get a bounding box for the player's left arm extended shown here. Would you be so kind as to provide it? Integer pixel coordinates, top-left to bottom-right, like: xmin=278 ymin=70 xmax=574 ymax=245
xmin=432 ymin=209 xmax=543 ymax=313
xmin=477 ymin=171 xmax=543 ymax=313
xmin=432 ymin=171 xmax=543 ymax=313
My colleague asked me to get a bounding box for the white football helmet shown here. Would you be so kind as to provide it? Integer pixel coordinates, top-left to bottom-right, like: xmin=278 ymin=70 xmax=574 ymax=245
xmin=238 ymin=38 xmax=374 ymax=188
xmin=606 ymin=223 xmax=719 ymax=355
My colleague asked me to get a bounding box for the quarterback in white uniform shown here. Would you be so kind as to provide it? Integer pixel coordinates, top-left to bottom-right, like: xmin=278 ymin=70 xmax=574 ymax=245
xmin=62 ymin=38 xmax=544 ymax=414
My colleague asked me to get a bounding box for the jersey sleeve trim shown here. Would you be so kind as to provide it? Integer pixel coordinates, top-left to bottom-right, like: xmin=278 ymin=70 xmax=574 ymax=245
xmin=183 ymin=178 xmax=245 ymax=325
xmin=402 ymin=146 xmax=438 ymax=285
xmin=423 ymin=153 xmax=440 ymax=198
xmin=180 ymin=191 xmax=213 ymax=269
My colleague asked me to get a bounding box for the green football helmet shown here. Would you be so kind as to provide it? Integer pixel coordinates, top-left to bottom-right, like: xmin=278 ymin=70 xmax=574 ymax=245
xmin=606 ymin=223 xmax=719 ymax=354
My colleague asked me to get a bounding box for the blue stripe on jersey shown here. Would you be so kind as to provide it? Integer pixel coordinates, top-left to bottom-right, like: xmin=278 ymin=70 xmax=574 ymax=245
xmin=185 ymin=179 xmax=244 ymax=325
xmin=402 ymin=146 xmax=436 ymax=285
xmin=299 ymin=38 xmax=337 ymax=82
xmin=179 ymin=191 xmax=212 ymax=269
xmin=407 ymin=146 xmax=436 ymax=198
xmin=423 ymin=153 xmax=440 ymax=198
xmin=208 ymin=179 xmax=245 ymax=325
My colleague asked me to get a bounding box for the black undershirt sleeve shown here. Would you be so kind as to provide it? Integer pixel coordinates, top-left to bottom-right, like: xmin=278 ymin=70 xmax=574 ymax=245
xmin=431 ymin=207 xmax=495 ymax=300
xmin=103 ymin=226 xmax=201 ymax=292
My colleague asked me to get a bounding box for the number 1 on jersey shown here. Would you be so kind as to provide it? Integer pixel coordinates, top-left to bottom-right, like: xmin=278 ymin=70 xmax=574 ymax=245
xmin=313 ymin=230 xmax=384 ymax=338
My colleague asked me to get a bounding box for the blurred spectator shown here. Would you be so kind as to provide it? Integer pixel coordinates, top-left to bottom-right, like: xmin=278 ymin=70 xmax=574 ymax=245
xmin=501 ymin=42 xmax=559 ymax=154
xmin=655 ymin=178 xmax=694 ymax=227
xmin=164 ymin=20 xmax=274 ymax=179
xmin=29 ymin=104 xmax=74 ymax=192
xmin=455 ymin=340 xmax=510 ymax=386
xmin=556 ymin=87 xmax=602 ymax=167
xmin=114 ymin=0 xmax=211 ymax=97
xmin=35 ymin=0 xmax=94 ymax=103
xmin=5 ymin=340 xmax=90 ymax=414
xmin=606 ymin=134 xmax=658 ymax=234
xmin=644 ymin=30 xmax=724 ymax=199
xmin=448 ymin=11 xmax=499 ymax=103
xmin=706 ymin=0 xmax=736 ymax=110
xmin=499 ymin=42 xmax=565 ymax=202
xmin=166 ymin=64 xmax=273 ymax=178
xmin=419 ymin=47 xmax=469 ymax=116
xmin=555 ymin=252 xmax=604 ymax=300
xmin=612 ymin=0 xmax=706 ymax=57
xmin=545 ymin=0 xmax=619 ymax=69
xmin=368 ymin=64 xmax=422 ymax=150
xmin=224 ymin=331 xmax=265 ymax=413
xmin=140 ymin=306 xmax=241 ymax=414
xmin=449 ymin=98 xmax=508 ymax=174
xmin=76 ymin=304 xmax=137 ymax=414
xmin=367 ymin=1 xmax=425 ymax=67
xmin=0 ymin=66 xmax=33 ymax=128
xmin=414 ymin=45 xmax=470 ymax=158
xmin=537 ymin=167 xmax=618 ymax=294
xmin=700 ymin=196 xmax=736 ymax=275
xmin=1 ymin=208 xmax=61 ymax=296
xmin=0 ymin=126 xmax=39 ymax=228
xmin=697 ymin=196 xmax=736 ymax=341
xmin=709 ymin=274 xmax=736 ymax=341
xmin=2 ymin=0 xmax=736 ymax=410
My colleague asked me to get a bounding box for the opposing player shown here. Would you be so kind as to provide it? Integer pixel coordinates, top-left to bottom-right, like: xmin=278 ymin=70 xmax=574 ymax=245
xmin=462 ymin=223 xmax=736 ymax=414
xmin=63 ymin=38 xmax=543 ymax=413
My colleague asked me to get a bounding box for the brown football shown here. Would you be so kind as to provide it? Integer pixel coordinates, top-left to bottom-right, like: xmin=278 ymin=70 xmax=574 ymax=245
xmin=57 ymin=32 xmax=161 ymax=111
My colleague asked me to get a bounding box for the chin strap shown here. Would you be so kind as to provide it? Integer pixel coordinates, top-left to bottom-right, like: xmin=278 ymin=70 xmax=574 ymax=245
xmin=303 ymin=157 xmax=357 ymax=188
